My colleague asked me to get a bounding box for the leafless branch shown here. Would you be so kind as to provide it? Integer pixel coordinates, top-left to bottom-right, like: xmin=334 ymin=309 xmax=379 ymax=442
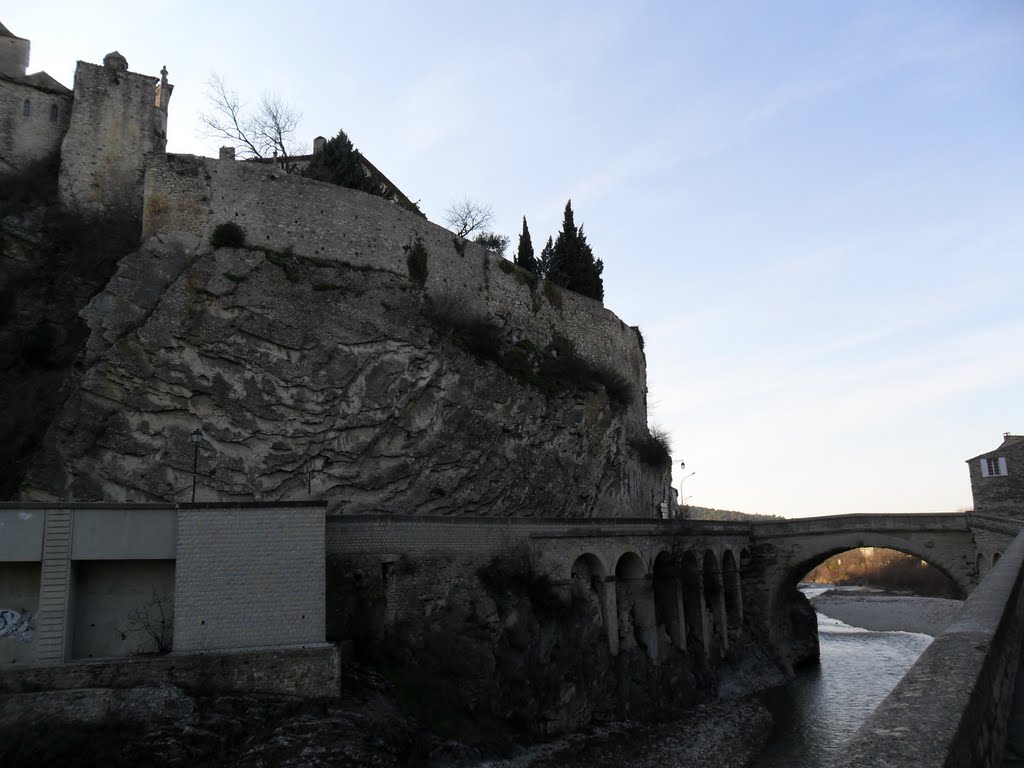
xmin=198 ymin=73 xmax=303 ymax=166
xmin=444 ymin=198 xmax=494 ymax=238
xmin=120 ymin=591 xmax=173 ymax=654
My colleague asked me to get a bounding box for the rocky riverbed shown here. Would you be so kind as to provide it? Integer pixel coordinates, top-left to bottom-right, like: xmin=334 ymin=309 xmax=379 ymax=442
xmin=0 ymin=663 xmax=773 ymax=768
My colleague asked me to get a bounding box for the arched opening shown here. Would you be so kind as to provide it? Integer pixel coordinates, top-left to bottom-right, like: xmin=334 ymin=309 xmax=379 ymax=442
xmin=722 ymin=549 xmax=742 ymax=641
xmin=22 ymin=99 xmax=30 ymax=117
xmin=615 ymin=551 xmax=655 ymax=659
xmin=802 ymin=547 xmax=961 ymax=599
xmin=702 ymin=549 xmax=726 ymax=662
xmin=680 ymin=550 xmax=705 ymax=661
xmin=653 ymin=551 xmax=684 ymax=657
xmin=50 ymin=103 xmax=59 ymax=122
xmin=994 ymin=552 xmax=1002 ymax=567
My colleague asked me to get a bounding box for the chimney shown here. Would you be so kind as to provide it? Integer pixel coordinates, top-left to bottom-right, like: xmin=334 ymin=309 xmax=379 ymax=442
xmin=219 ymin=146 xmax=236 ymax=161
xmin=313 ymin=136 xmax=327 ymax=153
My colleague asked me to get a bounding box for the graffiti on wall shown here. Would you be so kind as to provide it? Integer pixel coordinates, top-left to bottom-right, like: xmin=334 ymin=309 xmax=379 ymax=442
xmin=0 ymin=609 xmax=33 ymax=643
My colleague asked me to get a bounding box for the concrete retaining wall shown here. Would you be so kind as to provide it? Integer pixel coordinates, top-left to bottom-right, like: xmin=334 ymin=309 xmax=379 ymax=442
xmin=174 ymin=504 xmax=325 ymax=653
xmin=833 ymin=527 xmax=1024 ymax=768
xmin=0 ymin=646 xmax=339 ymax=698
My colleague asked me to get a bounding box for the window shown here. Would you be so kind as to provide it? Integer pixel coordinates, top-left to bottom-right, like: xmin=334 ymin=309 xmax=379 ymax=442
xmin=981 ymin=457 xmax=1008 ymax=477
xmin=50 ymin=104 xmax=59 ymax=122
xmin=22 ymin=99 xmax=30 ymax=117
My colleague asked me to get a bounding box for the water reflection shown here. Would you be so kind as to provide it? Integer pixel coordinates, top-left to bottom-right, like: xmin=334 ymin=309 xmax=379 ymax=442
xmin=752 ymin=592 xmax=932 ymax=767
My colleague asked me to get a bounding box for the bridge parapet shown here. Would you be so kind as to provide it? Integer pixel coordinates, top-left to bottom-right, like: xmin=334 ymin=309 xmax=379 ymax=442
xmin=832 ymin=527 xmax=1024 ymax=768
xmin=750 ymin=512 xmax=969 ymax=539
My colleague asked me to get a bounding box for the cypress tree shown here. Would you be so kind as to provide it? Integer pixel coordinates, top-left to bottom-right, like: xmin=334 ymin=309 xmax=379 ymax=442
xmin=548 ymin=200 xmax=604 ymax=303
xmin=302 ymin=129 xmax=386 ymax=197
xmin=515 ymin=217 xmax=537 ymax=274
xmin=538 ymin=236 xmax=556 ymax=282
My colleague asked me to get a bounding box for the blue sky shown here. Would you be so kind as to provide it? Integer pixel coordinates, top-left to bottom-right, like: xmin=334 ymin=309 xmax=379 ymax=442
xmin=8 ymin=2 xmax=1023 ymax=517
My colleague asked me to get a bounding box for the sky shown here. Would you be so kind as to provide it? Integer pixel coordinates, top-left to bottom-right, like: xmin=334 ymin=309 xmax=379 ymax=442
xmin=6 ymin=2 xmax=1023 ymax=518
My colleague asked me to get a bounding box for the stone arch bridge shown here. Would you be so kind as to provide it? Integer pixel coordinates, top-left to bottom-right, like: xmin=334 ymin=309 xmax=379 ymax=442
xmin=330 ymin=511 xmax=997 ymax=669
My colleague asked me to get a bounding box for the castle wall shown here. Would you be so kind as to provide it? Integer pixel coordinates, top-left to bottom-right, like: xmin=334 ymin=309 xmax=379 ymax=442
xmin=142 ymin=155 xmax=648 ymax=428
xmin=59 ymin=62 xmax=165 ymax=214
xmin=0 ymin=77 xmax=71 ymax=169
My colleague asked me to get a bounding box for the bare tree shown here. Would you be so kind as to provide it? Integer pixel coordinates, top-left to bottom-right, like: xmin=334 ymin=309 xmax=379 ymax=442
xmin=199 ymin=73 xmax=303 ymax=169
xmin=119 ymin=592 xmax=173 ymax=655
xmin=444 ymin=198 xmax=494 ymax=238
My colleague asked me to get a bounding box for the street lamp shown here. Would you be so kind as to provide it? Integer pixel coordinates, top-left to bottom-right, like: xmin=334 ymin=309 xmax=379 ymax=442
xmin=190 ymin=429 xmax=202 ymax=503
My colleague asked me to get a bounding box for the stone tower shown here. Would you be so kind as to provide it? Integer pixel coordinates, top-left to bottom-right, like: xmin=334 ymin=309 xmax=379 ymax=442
xmin=58 ymin=51 xmax=172 ymax=216
xmin=0 ymin=22 xmax=30 ymax=77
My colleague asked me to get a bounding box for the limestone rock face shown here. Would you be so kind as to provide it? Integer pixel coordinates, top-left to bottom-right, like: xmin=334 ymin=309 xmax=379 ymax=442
xmin=22 ymin=234 xmax=668 ymax=516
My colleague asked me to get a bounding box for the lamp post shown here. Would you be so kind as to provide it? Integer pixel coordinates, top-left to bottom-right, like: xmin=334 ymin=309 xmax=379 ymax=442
xmin=677 ymin=462 xmax=696 ymax=518
xmin=190 ymin=429 xmax=202 ymax=503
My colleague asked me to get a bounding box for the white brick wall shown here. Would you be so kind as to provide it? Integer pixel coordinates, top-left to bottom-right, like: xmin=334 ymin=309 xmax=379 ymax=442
xmin=174 ymin=505 xmax=325 ymax=652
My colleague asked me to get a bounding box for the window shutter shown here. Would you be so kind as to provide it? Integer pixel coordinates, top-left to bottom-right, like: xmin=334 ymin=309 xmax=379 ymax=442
xmin=981 ymin=459 xmax=990 ymax=477
xmin=999 ymin=457 xmax=1008 ymax=476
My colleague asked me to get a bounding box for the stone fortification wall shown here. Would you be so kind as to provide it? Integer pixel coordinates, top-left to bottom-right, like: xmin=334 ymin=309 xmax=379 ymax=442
xmin=0 ymin=646 xmax=339 ymax=698
xmin=59 ymin=62 xmax=165 ymax=214
xmin=173 ymin=503 xmax=325 ymax=653
xmin=0 ymin=77 xmax=71 ymax=169
xmin=833 ymin=528 xmax=1024 ymax=768
xmin=142 ymin=154 xmax=647 ymax=425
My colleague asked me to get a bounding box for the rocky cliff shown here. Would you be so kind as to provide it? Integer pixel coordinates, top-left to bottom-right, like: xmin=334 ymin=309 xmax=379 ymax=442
xmin=16 ymin=202 xmax=669 ymax=515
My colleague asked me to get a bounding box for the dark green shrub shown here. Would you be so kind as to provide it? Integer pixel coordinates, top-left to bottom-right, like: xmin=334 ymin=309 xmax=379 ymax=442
xmin=477 ymin=545 xmax=565 ymax=618
xmin=630 ymin=427 xmax=672 ymax=468
xmin=543 ymin=280 xmax=563 ymax=308
xmin=210 ymin=221 xmax=246 ymax=249
xmin=406 ymin=237 xmax=429 ymax=286
xmin=497 ymin=258 xmax=515 ymax=275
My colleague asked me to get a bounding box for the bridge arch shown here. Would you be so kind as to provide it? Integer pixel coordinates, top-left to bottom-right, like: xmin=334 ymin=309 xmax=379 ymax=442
xmin=778 ymin=532 xmax=970 ymax=599
xmin=722 ymin=549 xmax=742 ymax=641
xmin=703 ymin=549 xmax=727 ymax=662
xmin=615 ymin=551 xmax=656 ymax=658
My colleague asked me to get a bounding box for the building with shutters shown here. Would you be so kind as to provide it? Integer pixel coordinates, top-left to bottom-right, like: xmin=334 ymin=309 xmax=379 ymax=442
xmin=967 ymin=433 xmax=1024 ymax=517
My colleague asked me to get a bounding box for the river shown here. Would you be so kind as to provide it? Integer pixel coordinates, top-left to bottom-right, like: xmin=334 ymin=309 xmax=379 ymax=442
xmin=751 ymin=586 xmax=934 ymax=767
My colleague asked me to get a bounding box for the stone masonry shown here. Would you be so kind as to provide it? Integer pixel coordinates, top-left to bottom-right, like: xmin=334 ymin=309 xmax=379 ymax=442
xmin=173 ymin=503 xmax=325 ymax=653
xmin=59 ymin=54 xmax=172 ymax=215
xmin=141 ymin=153 xmax=647 ymax=429
xmin=967 ymin=433 xmax=1024 ymax=517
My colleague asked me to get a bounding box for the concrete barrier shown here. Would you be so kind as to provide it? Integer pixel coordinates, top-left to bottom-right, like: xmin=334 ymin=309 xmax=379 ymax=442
xmin=833 ymin=527 xmax=1024 ymax=768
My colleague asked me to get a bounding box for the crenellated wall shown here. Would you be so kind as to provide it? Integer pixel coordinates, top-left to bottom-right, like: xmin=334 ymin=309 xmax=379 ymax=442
xmin=141 ymin=154 xmax=648 ymax=429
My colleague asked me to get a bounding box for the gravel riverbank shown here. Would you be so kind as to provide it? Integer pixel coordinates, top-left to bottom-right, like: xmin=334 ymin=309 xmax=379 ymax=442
xmin=474 ymin=698 xmax=772 ymax=768
xmin=810 ymin=591 xmax=963 ymax=636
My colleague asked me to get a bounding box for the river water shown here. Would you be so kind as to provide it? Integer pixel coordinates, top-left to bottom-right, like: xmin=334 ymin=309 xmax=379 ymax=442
xmin=751 ymin=587 xmax=933 ymax=767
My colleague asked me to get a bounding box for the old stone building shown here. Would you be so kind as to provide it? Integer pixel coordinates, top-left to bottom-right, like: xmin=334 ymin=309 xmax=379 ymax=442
xmin=967 ymin=433 xmax=1024 ymax=517
xmin=0 ymin=22 xmax=72 ymax=172
xmin=0 ymin=20 xmax=171 ymax=216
